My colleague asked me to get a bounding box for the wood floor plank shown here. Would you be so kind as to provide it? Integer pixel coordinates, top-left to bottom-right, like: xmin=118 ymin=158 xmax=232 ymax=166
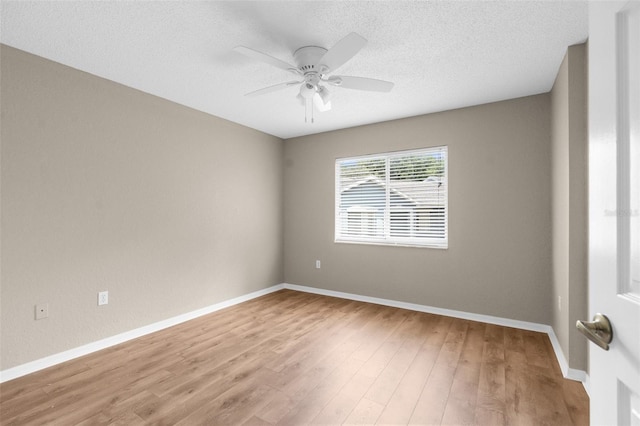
xmin=475 ymin=406 xmax=507 ymax=426
xmin=408 ymin=363 xmax=456 ymax=425
xmin=441 ymin=395 xmax=476 ymax=425
xmin=523 ymin=329 xmax=552 ymax=369
xmin=0 ymin=387 xmax=50 ymax=421
xmin=254 ymin=388 xmax=294 ymax=424
xmin=263 ymin=303 xmax=380 ymax=393
xmin=0 ymin=290 xmax=589 ymax=425
xmin=447 ymin=319 xmax=484 ymax=407
xmin=135 ymin=339 xmax=294 ymax=422
xmin=528 ymin=372 xmax=575 ymax=425
xmin=476 ymin=360 xmax=507 ymax=413
xmin=563 ymin=378 xmax=590 ymax=425
xmin=408 ymin=319 xmax=468 ymax=425
xmin=310 ymin=370 xmax=376 ymax=425
xmin=271 ymin=303 xmax=402 ymax=405
xmin=242 ymin=414 xmax=275 ymax=426
xmin=343 ymin=397 xmax=385 ymax=425
xmin=274 ymin=324 xmax=367 ymax=400
xmin=275 ymin=356 xmax=366 ymax=425
xmin=175 ymin=380 xmax=275 ymax=425
xmin=375 ymin=342 xmax=440 ymax=425
xmin=77 ymin=404 xmax=148 ymax=426
xmin=0 ymin=358 xmax=91 ymax=401
xmin=363 ymin=313 xmax=428 ymax=405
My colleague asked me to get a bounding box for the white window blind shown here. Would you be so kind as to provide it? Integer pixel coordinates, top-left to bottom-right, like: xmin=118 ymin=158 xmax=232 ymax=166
xmin=335 ymin=146 xmax=447 ymax=248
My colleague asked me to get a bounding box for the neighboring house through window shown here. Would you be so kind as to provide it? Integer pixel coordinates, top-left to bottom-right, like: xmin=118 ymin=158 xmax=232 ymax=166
xmin=335 ymin=146 xmax=448 ymax=248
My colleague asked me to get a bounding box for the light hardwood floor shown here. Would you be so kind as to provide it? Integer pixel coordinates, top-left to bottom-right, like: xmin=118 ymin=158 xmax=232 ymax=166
xmin=1 ymin=289 xmax=588 ymax=425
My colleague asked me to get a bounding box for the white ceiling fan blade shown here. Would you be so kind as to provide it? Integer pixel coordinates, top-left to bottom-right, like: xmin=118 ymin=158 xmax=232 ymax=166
xmin=317 ymin=32 xmax=367 ymax=73
xmin=313 ymin=92 xmax=332 ymax=112
xmin=234 ymin=46 xmax=300 ymax=75
xmin=326 ymin=76 xmax=394 ymax=92
xmin=245 ymin=81 xmax=301 ymax=97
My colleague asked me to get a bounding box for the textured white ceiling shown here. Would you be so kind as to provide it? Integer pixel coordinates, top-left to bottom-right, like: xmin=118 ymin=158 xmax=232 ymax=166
xmin=1 ymin=1 xmax=588 ymax=139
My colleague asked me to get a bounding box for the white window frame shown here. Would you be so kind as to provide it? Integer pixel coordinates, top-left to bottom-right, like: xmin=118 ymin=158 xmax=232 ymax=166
xmin=335 ymin=146 xmax=448 ymax=249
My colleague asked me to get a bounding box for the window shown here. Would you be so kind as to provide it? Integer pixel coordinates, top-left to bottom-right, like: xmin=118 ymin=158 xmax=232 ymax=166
xmin=335 ymin=146 xmax=447 ymax=248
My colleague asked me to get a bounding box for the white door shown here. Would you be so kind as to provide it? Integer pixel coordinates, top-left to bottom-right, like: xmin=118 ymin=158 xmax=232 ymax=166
xmin=587 ymin=1 xmax=640 ymax=424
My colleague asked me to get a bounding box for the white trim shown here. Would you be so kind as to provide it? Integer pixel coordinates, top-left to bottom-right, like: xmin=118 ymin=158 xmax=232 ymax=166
xmin=0 ymin=284 xmax=284 ymax=383
xmin=282 ymin=283 xmax=588 ymax=385
xmin=1 ymin=282 xmax=589 ymax=390
xmin=284 ymin=283 xmax=549 ymax=332
xmin=546 ymin=327 xmax=588 ymax=384
xmin=583 ymin=372 xmax=591 ymax=397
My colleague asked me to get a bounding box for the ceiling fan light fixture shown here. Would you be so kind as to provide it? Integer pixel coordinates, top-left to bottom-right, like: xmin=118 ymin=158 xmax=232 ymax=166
xmin=300 ymin=82 xmax=316 ymax=99
xmin=317 ymin=86 xmax=331 ymax=104
xmin=313 ymin=92 xmax=331 ymax=112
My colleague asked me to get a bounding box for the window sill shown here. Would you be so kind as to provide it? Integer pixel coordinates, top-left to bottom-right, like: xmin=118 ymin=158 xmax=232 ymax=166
xmin=334 ymin=238 xmax=448 ymax=250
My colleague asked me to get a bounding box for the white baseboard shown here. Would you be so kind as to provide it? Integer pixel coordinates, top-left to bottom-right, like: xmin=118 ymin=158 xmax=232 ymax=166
xmin=0 ymin=284 xmax=285 ymax=383
xmin=582 ymin=372 xmax=591 ymax=397
xmin=1 ymin=282 xmax=588 ymax=390
xmin=545 ymin=326 xmax=589 ymax=391
xmin=282 ymin=283 xmax=588 ymax=386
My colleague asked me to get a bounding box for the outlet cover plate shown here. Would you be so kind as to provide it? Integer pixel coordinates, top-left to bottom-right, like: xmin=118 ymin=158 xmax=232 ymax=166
xmin=35 ymin=303 xmax=49 ymax=320
xmin=98 ymin=291 xmax=109 ymax=306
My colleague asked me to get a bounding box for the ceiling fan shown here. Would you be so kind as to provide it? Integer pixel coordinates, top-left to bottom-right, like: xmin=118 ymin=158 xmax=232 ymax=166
xmin=234 ymin=33 xmax=394 ymax=122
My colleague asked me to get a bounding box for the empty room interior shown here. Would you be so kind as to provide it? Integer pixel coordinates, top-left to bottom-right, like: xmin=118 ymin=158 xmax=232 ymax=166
xmin=3 ymin=0 xmax=633 ymax=425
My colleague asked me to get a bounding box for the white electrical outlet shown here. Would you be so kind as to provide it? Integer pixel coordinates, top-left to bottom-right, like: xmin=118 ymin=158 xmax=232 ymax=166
xmin=35 ymin=303 xmax=49 ymax=320
xmin=98 ymin=291 xmax=109 ymax=306
xmin=316 ymin=260 xmax=321 ymax=269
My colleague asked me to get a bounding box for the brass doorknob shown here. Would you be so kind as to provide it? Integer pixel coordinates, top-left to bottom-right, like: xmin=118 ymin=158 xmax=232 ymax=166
xmin=576 ymin=313 xmax=613 ymax=351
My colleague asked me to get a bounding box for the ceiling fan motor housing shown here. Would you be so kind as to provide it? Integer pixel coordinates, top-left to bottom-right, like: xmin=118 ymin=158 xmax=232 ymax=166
xmin=293 ymin=46 xmax=328 ymax=74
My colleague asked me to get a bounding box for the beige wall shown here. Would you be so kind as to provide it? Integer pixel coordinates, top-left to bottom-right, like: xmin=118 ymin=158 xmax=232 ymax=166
xmin=0 ymin=45 xmax=284 ymax=370
xmin=1 ymin=42 xmax=588 ymax=374
xmin=284 ymin=94 xmax=553 ymax=324
xmin=550 ymin=43 xmax=588 ymax=372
